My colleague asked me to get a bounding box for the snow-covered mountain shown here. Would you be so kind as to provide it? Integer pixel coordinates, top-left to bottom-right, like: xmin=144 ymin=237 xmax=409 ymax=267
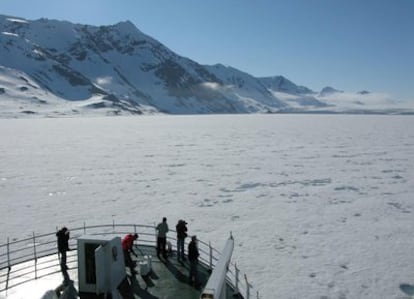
xmin=0 ymin=15 xmax=412 ymax=117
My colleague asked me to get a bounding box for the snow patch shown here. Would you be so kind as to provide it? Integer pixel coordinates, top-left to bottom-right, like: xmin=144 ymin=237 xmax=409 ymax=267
xmin=200 ymin=82 xmax=221 ymax=90
xmin=1 ymin=31 xmax=19 ymax=37
xmin=6 ymin=17 xmax=29 ymax=24
xmin=95 ymin=76 xmax=113 ymax=86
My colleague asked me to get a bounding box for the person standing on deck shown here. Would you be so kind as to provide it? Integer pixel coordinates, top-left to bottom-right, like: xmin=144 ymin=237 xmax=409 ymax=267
xmin=122 ymin=233 xmax=138 ymax=275
xmin=176 ymin=219 xmax=188 ymax=261
xmin=56 ymin=227 xmax=70 ymax=270
xmin=156 ymin=217 xmax=169 ymax=259
xmin=188 ymin=235 xmax=199 ymax=287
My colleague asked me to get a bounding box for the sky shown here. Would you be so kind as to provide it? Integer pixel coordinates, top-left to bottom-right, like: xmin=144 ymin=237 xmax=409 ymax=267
xmin=1 ymin=0 xmax=413 ymax=101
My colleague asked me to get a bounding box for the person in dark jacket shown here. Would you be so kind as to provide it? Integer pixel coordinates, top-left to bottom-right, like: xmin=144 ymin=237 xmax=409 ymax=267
xmin=122 ymin=233 xmax=138 ymax=274
xmin=188 ymin=235 xmax=199 ymax=286
xmin=176 ymin=219 xmax=188 ymax=261
xmin=56 ymin=227 xmax=70 ymax=270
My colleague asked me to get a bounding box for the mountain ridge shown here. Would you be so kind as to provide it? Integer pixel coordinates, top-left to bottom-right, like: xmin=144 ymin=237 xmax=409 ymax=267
xmin=1 ymin=14 xmax=412 ymax=117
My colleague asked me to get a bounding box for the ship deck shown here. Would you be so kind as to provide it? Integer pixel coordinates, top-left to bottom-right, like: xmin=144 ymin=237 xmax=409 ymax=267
xmin=1 ymin=223 xmax=253 ymax=299
xmin=114 ymin=244 xmax=241 ymax=299
xmin=1 ymin=244 xmax=242 ymax=299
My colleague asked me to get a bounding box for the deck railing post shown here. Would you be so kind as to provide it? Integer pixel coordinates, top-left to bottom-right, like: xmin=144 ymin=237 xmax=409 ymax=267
xmin=6 ymin=238 xmax=10 ymax=291
xmin=83 ymin=222 xmax=86 ymax=234
xmin=209 ymin=242 xmax=213 ymax=270
xmin=234 ymin=262 xmax=240 ymax=295
xmin=154 ymin=225 xmax=157 ymax=247
xmin=244 ymin=274 xmax=250 ymax=299
xmin=133 ymin=225 xmax=137 ymax=247
xmin=113 ymin=219 xmax=115 ymax=231
xmin=257 ymin=291 xmax=260 ymax=299
xmin=7 ymin=237 xmax=11 ymax=271
xmin=33 ymin=232 xmax=37 ymax=279
xmin=56 ymin=227 xmax=60 ymax=263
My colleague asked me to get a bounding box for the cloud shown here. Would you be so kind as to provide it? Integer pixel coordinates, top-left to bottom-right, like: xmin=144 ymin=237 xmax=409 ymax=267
xmin=200 ymin=82 xmax=221 ymax=90
xmin=200 ymin=82 xmax=236 ymax=93
xmin=318 ymin=91 xmax=398 ymax=109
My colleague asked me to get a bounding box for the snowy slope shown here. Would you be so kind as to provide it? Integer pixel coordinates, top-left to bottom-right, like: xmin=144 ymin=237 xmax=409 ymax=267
xmin=0 ymin=14 xmax=275 ymax=116
xmin=0 ymin=66 xmax=152 ymax=117
xmin=0 ymin=14 xmax=412 ymax=117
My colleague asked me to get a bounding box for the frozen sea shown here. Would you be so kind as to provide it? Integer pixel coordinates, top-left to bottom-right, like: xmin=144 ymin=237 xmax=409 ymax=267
xmin=1 ymin=114 xmax=414 ymax=299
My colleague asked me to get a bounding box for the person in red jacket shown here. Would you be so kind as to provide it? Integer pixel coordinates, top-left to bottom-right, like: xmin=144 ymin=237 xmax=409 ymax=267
xmin=122 ymin=233 xmax=138 ymax=274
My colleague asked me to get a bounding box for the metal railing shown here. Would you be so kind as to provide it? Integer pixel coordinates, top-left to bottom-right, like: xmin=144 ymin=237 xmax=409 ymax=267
xmin=0 ymin=222 xmax=259 ymax=298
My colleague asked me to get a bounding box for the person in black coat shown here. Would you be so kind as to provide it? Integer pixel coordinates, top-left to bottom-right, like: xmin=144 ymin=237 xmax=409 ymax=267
xmin=188 ymin=235 xmax=199 ymax=286
xmin=56 ymin=227 xmax=70 ymax=270
xmin=176 ymin=219 xmax=188 ymax=261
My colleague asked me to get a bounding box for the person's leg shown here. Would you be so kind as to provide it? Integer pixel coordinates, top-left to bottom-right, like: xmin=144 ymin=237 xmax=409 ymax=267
xmin=128 ymin=253 xmax=137 ymax=274
xmin=161 ymin=237 xmax=167 ymax=258
xmin=179 ymin=239 xmax=185 ymax=260
xmin=124 ymin=251 xmax=130 ymax=266
xmin=157 ymin=237 xmax=161 ymax=257
xmin=61 ymin=250 xmax=67 ymax=269
xmin=189 ymin=260 xmax=198 ymax=285
xmin=176 ymin=239 xmax=181 ymax=260
xmin=124 ymin=250 xmax=136 ymax=274
xmin=193 ymin=261 xmax=198 ymax=285
xmin=189 ymin=261 xmax=194 ymax=283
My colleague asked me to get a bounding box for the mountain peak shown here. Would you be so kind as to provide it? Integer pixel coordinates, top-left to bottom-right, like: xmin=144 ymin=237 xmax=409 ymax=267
xmin=319 ymin=86 xmax=343 ymax=96
xmin=113 ymin=20 xmax=140 ymax=34
xmin=259 ymin=76 xmax=313 ymax=95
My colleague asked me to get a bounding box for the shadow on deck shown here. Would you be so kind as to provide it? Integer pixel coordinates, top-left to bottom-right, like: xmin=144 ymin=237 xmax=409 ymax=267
xmin=78 ymin=244 xmax=242 ymax=299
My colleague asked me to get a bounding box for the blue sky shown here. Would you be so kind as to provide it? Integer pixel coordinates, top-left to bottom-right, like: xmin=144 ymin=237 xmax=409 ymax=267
xmin=1 ymin=0 xmax=413 ymax=101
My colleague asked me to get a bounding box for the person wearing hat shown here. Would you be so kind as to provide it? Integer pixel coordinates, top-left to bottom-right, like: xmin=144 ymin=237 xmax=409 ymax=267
xmin=176 ymin=219 xmax=188 ymax=261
